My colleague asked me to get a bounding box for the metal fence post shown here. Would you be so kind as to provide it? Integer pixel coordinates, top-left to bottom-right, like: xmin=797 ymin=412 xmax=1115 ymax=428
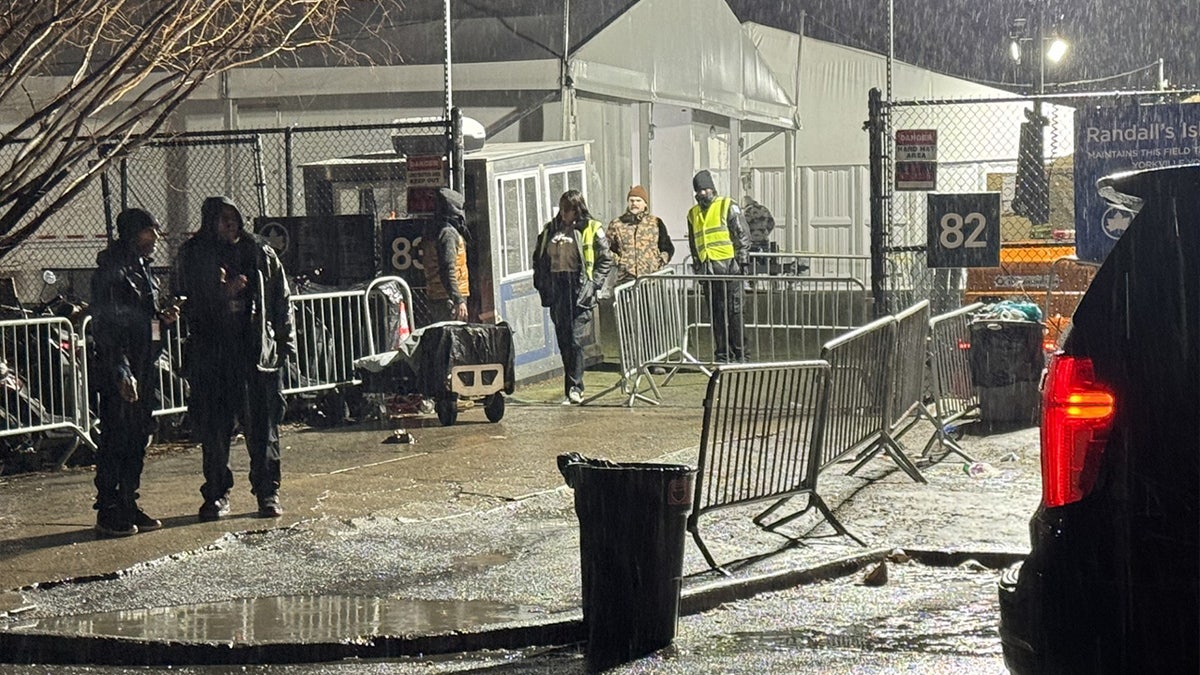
xmin=284 ymin=127 xmax=295 ymax=217
xmin=867 ymin=87 xmax=888 ymax=317
xmin=451 ymin=107 xmax=465 ymax=193
xmin=253 ymin=134 xmax=268 ymax=219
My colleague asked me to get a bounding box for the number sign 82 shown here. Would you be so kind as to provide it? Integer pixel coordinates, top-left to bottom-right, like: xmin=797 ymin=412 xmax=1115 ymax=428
xmin=938 ymin=212 xmax=987 ymax=249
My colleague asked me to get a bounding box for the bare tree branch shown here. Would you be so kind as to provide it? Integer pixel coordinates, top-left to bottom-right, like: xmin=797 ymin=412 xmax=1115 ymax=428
xmin=0 ymin=0 xmax=401 ymax=260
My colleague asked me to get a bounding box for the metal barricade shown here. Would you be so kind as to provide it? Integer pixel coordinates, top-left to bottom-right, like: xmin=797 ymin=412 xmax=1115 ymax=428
xmin=0 ymin=316 xmax=94 ymax=467
xmin=153 ymin=319 xmax=189 ymax=418
xmin=584 ymin=269 xmax=683 ymax=406
xmin=284 ymin=288 xmax=370 ymax=396
xmin=1043 ymin=256 xmax=1100 ymax=348
xmin=3 ymin=276 xmax=413 ymax=473
xmin=923 ymin=303 xmax=983 ymax=464
xmin=362 ymin=276 xmax=415 ymax=356
xmin=626 ymin=273 xmax=869 ymax=374
xmin=845 ymin=301 xmax=931 ymax=481
xmin=747 ymin=251 xmax=870 ymax=283
xmin=817 ymin=315 xmax=926 ymax=482
xmin=688 ymin=361 xmax=861 ymax=572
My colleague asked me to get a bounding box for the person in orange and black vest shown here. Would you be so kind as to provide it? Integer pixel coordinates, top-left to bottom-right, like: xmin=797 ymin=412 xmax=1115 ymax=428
xmin=686 ymin=170 xmax=750 ymax=364
xmin=421 ymin=187 xmax=471 ymax=323
xmin=532 ymin=189 xmax=613 ymax=404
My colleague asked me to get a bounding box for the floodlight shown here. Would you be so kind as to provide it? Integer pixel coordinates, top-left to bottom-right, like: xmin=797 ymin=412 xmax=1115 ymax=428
xmin=1046 ymin=38 xmax=1068 ymax=63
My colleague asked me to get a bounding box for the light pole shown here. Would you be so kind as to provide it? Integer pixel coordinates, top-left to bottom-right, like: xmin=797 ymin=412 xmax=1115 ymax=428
xmin=1008 ymin=4 xmax=1068 ymax=95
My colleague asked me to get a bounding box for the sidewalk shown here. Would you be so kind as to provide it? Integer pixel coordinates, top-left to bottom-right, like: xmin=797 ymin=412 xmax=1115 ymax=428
xmin=0 ymin=366 xmax=1040 ymax=666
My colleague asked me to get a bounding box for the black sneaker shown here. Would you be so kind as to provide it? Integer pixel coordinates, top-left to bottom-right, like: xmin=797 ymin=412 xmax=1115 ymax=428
xmin=95 ymin=509 xmax=137 ymax=538
xmin=257 ymin=494 xmax=283 ymax=518
xmin=130 ymin=507 xmax=162 ymax=532
xmin=198 ymin=497 xmax=230 ymax=522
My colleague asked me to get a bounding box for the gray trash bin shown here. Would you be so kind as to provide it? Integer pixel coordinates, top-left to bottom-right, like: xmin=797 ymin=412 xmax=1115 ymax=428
xmin=969 ymin=319 xmax=1045 ymax=429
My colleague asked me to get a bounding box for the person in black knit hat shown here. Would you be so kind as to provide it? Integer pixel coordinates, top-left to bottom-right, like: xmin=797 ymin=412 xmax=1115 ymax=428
xmin=90 ymin=208 xmax=180 ymax=537
xmin=686 ymin=170 xmax=750 ymax=363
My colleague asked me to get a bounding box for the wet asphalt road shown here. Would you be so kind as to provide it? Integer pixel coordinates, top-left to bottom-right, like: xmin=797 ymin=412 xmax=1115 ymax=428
xmin=0 ymin=559 xmax=1012 ymax=673
xmin=0 ymin=368 xmax=1038 ymax=673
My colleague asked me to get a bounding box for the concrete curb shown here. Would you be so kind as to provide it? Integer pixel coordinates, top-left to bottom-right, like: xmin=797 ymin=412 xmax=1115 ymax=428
xmin=0 ymin=547 xmax=1025 ymax=666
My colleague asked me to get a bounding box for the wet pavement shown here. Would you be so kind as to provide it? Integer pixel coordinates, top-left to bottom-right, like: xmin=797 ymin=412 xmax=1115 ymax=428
xmin=0 ymin=366 xmax=1040 ymax=670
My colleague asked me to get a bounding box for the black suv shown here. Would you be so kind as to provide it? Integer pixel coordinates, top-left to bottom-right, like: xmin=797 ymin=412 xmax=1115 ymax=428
xmin=998 ymin=164 xmax=1198 ymax=673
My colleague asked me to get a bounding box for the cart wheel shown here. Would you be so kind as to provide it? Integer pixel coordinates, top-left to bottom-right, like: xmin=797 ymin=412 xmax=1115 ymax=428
xmin=435 ymin=397 xmax=458 ymax=426
xmin=484 ymin=393 xmax=505 ymax=422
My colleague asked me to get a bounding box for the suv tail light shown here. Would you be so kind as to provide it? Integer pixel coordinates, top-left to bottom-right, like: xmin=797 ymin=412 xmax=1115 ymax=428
xmin=1041 ymin=354 xmax=1115 ymax=507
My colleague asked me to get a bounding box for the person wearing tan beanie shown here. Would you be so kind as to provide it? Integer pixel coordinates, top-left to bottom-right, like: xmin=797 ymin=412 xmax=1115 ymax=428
xmin=606 ymin=185 xmax=675 ymax=286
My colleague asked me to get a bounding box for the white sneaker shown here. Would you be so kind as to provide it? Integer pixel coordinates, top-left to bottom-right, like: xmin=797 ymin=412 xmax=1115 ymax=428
xmin=568 ymin=389 xmax=583 ymax=404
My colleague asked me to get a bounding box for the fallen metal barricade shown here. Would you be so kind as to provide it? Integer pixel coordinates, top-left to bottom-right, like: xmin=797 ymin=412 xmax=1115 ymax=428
xmin=922 ymin=303 xmax=983 ymax=463
xmin=689 ymin=361 xmax=862 ymax=573
xmin=846 ymin=301 xmax=932 ymax=480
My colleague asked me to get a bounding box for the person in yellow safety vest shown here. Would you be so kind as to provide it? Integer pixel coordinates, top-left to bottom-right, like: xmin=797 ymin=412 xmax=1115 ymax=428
xmin=686 ymin=170 xmax=750 ymax=363
xmin=532 ymin=189 xmax=613 ymax=404
xmin=421 ymin=187 xmax=471 ymax=323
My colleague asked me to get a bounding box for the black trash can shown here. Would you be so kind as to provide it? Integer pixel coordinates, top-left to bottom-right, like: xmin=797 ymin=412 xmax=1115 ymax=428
xmin=558 ymin=453 xmax=696 ymax=669
xmin=969 ymin=319 xmax=1045 ymax=429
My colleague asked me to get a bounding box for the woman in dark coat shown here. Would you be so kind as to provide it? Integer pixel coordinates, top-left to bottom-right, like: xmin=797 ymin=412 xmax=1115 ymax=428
xmin=532 ymin=190 xmax=612 ymax=404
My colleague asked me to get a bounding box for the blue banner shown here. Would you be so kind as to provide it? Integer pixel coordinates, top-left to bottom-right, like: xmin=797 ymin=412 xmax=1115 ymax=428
xmin=1074 ymin=102 xmax=1200 ymax=262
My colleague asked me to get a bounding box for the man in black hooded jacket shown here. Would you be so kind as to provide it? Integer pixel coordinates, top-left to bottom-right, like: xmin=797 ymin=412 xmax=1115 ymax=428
xmin=175 ymin=196 xmax=296 ymax=520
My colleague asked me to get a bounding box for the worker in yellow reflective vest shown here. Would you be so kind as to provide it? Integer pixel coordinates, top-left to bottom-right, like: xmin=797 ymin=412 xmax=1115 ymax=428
xmin=686 ymin=170 xmax=750 ymax=363
xmin=532 ymin=189 xmax=613 ymax=404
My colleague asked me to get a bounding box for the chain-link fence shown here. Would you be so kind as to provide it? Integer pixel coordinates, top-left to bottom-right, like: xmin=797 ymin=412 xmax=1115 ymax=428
xmin=872 ymin=89 xmax=1200 ymax=329
xmin=1 ymin=118 xmax=456 ymax=313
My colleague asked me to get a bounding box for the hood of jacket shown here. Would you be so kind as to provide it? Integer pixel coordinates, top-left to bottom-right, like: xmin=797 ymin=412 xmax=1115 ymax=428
xmin=95 ymin=239 xmax=140 ymax=269
xmin=199 ymin=195 xmax=244 ymax=240
xmin=431 ymin=188 xmax=468 ymax=239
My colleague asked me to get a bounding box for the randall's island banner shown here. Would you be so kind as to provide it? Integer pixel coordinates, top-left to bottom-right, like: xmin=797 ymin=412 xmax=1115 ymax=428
xmin=1074 ymin=101 xmax=1200 ymax=262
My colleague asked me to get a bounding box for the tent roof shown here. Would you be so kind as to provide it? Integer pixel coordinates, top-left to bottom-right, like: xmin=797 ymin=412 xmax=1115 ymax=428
xmin=570 ymin=0 xmax=796 ymax=129
xmin=324 ymin=0 xmax=638 ymax=65
xmin=329 ymin=0 xmax=797 ymax=129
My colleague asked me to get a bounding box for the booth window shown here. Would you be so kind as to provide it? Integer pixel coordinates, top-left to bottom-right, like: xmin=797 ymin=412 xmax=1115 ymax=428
xmin=545 ymin=166 xmax=585 ymax=210
xmin=498 ymin=173 xmax=542 ymax=278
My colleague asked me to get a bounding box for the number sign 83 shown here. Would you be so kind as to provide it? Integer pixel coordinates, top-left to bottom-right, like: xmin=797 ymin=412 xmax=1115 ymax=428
xmin=391 ymin=235 xmax=424 ymax=271
xmin=938 ymin=212 xmax=987 ymax=249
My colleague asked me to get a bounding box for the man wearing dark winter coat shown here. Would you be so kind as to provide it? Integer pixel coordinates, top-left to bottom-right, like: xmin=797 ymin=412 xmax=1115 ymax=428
xmin=175 ymin=196 xmax=296 ymax=521
xmin=90 ymin=208 xmax=179 ymax=537
xmin=420 ymin=187 xmax=471 ymax=323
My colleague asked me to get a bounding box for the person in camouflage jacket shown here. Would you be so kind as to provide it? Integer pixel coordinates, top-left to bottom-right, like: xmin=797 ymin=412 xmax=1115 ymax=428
xmin=606 ymin=185 xmax=675 ymax=286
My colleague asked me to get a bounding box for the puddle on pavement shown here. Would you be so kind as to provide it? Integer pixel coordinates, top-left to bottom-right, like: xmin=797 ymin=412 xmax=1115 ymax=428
xmin=7 ymin=595 xmax=549 ymax=643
